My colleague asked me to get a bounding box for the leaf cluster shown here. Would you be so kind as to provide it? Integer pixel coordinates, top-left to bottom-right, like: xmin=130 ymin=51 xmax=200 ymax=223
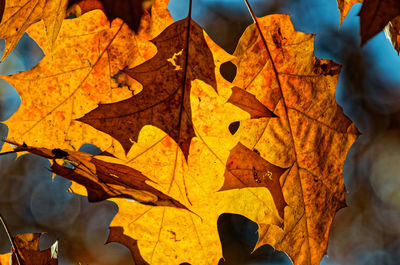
xmin=0 ymin=0 xmax=376 ymax=264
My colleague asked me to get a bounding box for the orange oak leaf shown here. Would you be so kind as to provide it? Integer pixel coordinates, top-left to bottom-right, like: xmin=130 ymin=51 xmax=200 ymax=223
xmin=0 ymin=0 xmax=68 ymax=61
xmin=1 ymin=0 xmax=173 ymax=157
xmin=228 ymin=8 xmax=359 ymax=265
xmin=68 ymin=0 xmax=150 ymax=33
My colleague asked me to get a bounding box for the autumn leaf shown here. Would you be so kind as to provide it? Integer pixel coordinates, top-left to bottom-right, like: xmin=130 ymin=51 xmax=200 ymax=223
xmin=385 ymin=15 xmax=400 ymax=54
xmin=0 ymin=233 xmax=57 ymax=265
xmin=358 ymin=0 xmax=400 ymax=45
xmin=1 ymin=0 xmax=172 ymax=157
xmin=68 ymin=0 xmax=152 ymax=33
xmin=336 ymin=0 xmax=400 ymax=48
xmin=336 ymin=0 xmax=362 ymax=24
xmin=7 ymin=141 xmax=188 ymax=209
xmin=228 ymin=8 xmax=358 ymax=265
xmin=0 ymin=0 xmax=359 ymax=264
xmin=78 ymin=17 xmax=275 ymax=159
xmin=106 ymin=227 xmax=149 ymax=265
xmin=77 ymin=18 xmax=216 ymax=159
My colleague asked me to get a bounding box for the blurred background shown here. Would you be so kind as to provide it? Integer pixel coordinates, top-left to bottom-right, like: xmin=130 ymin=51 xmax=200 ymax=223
xmin=1 ymin=0 xmax=400 ymax=264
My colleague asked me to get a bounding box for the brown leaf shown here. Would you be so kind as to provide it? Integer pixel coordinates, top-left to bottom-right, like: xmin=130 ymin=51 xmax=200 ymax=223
xmin=222 ymin=142 xmax=287 ymax=219
xmin=227 ymin=87 xmax=276 ymax=119
xmin=13 ymin=233 xmax=57 ymax=265
xmin=359 ymin=0 xmax=400 ymax=45
xmin=78 ymin=18 xmax=217 ymax=159
xmin=107 ymin=227 xmax=148 ymax=265
xmin=68 ymin=0 xmax=151 ymax=32
xmin=385 ymin=16 xmax=400 ymax=54
xmin=336 ymin=0 xmax=362 ymax=24
xmin=7 ymin=141 xmax=187 ymax=209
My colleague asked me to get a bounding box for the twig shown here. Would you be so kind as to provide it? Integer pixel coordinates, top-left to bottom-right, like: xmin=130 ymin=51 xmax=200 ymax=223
xmin=0 ymin=214 xmax=22 ymax=265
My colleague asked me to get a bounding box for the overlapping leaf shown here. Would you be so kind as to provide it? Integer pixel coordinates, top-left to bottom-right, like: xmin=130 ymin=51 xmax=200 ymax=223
xmin=229 ymin=14 xmax=358 ymax=265
xmin=385 ymin=15 xmax=400 ymax=54
xmin=0 ymin=0 xmax=152 ymax=61
xmin=0 ymin=0 xmax=360 ymax=264
xmin=1 ymin=0 xmax=172 ymax=157
xmin=68 ymin=0 xmax=151 ymax=33
xmin=336 ymin=0 xmax=400 ymax=51
xmin=0 ymin=233 xmax=57 ymax=265
xmin=0 ymin=0 xmax=68 ymax=61
xmin=336 ymin=0 xmax=362 ymax=24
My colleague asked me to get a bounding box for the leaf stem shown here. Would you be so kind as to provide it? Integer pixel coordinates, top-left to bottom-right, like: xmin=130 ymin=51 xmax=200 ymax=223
xmin=0 ymin=214 xmax=22 ymax=265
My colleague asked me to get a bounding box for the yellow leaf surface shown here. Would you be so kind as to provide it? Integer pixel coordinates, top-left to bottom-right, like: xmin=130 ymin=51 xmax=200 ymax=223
xmin=230 ymin=14 xmax=358 ymax=265
xmin=0 ymin=253 xmax=10 ymax=265
xmin=0 ymin=0 xmax=68 ymax=61
xmin=1 ymin=0 xmax=172 ymax=157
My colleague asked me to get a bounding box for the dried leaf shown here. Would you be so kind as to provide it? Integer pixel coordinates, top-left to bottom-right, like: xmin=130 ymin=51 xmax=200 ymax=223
xmin=68 ymin=0 xmax=150 ymax=32
xmin=222 ymin=142 xmax=287 ymax=219
xmin=230 ymin=14 xmax=358 ymax=265
xmin=336 ymin=0 xmax=400 ymax=48
xmin=359 ymin=0 xmax=400 ymax=45
xmin=385 ymin=16 xmax=400 ymax=54
xmin=0 ymin=233 xmax=58 ymax=265
xmin=7 ymin=141 xmax=187 ymax=208
xmin=78 ymin=18 xmax=217 ymax=159
xmin=336 ymin=0 xmax=362 ymax=24
xmin=106 ymin=227 xmax=148 ymax=265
